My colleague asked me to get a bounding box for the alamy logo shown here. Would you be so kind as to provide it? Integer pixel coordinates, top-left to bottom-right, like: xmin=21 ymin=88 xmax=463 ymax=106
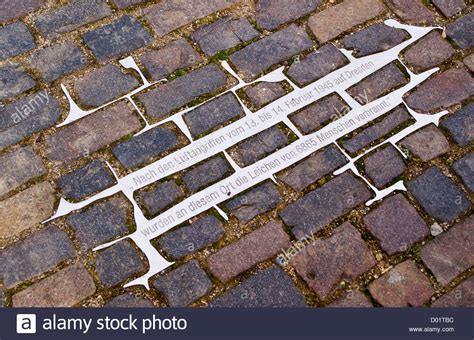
xmin=16 ymin=314 xmax=37 ymax=334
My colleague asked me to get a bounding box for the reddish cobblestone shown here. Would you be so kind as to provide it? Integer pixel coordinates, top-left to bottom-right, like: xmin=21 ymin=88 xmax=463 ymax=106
xmin=224 ymin=182 xmax=282 ymax=224
xmin=0 ymin=146 xmax=45 ymax=196
xmin=279 ymin=172 xmax=372 ymax=238
xmin=432 ymin=0 xmax=467 ymax=17
xmin=403 ymin=31 xmax=455 ymax=71
xmin=279 ymin=145 xmax=347 ymax=191
xmin=407 ymin=167 xmax=471 ymax=222
xmin=229 ymin=24 xmax=313 ymax=80
xmin=74 ymin=64 xmax=139 ymax=108
xmin=421 ymin=215 xmax=473 ymax=285
xmin=347 ymin=62 xmax=408 ymax=104
xmin=363 ymin=145 xmax=406 ymax=188
xmin=342 ymin=105 xmax=411 ymax=154
xmin=157 ymin=215 xmax=224 ymax=259
xmin=244 ymin=82 xmax=286 ymax=108
xmin=400 ymin=125 xmax=450 ymax=161
xmin=441 ymin=103 xmax=473 ymax=146
xmin=0 ymin=0 xmax=44 ymax=22
xmin=447 ymin=12 xmax=474 ymax=49
xmin=432 ymin=277 xmax=473 ymax=307
xmin=209 ymin=266 xmax=306 ymax=307
xmin=230 ymin=126 xmax=288 ymax=167
xmin=341 ymin=23 xmax=409 ymax=57
xmin=329 ymin=290 xmax=373 ymax=307
xmin=363 ymin=194 xmax=429 ymax=255
xmin=369 ymin=260 xmax=434 ymax=307
xmin=287 ymin=44 xmax=348 ymax=86
xmin=405 ymin=68 xmax=474 ymax=113
xmin=0 ymin=22 xmax=36 ymax=60
xmin=290 ymin=94 xmax=348 ymax=135
xmin=192 ymin=16 xmax=258 ymax=56
xmin=308 ymin=0 xmax=385 ymax=43
xmin=12 ymin=263 xmax=95 ymax=307
xmin=0 ymin=182 xmax=55 ymax=238
xmin=35 ymin=0 xmax=112 ymax=37
xmin=386 ymin=0 xmax=436 ymax=24
xmin=208 ymin=220 xmax=290 ymax=282
xmin=255 ymin=0 xmax=321 ymax=30
xmin=464 ymin=54 xmax=474 ymax=72
xmin=453 ymin=152 xmax=473 ymax=193
xmin=0 ymin=225 xmax=75 ymax=288
xmin=290 ymin=223 xmax=376 ymax=299
xmin=144 ymin=0 xmax=238 ymax=37
xmin=45 ymin=101 xmax=142 ymax=165
xmin=153 ymin=260 xmax=213 ymax=307
xmin=139 ymin=39 xmax=203 ymax=81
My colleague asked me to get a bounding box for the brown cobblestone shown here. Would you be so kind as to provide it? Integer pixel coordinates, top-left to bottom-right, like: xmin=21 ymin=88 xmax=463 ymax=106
xmin=432 ymin=0 xmax=467 ymax=18
xmin=386 ymin=0 xmax=436 ymax=24
xmin=329 ymin=290 xmax=373 ymax=307
xmin=255 ymin=0 xmax=321 ymax=30
xmin=399 ymin=125 xmax=450 ymax=161
xmin=432 ymin=277 xmax=473 ymax=307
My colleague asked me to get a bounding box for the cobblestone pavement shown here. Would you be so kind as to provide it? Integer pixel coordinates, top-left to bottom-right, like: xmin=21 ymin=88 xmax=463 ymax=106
xmin=0 ymin=0 xmax=472 ymax=308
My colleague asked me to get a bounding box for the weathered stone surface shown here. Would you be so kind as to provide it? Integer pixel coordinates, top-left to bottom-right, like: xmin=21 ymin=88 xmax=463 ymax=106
xmin=229 ymin=24 xmax=313 ymax=80
xmin=453 ymin=153 xmax=473 ymax=193
xmin=192 ymin=16 xmax=258 ymax=56
xmin=136 ymin=64 xmax=227 ymax=119
xmin=279 ymin=172 xmax=372 ymax=238
xmin=74 ymin=64 xmax=139 ymax=108
xmin=403 ymin=31 xmax=455 ymax=71
xmin=0 ymin=63 xmax=35 ymax=100
xmin=30 ymin=42 xmax=87 ymax=82
xmin=184 ymin=93 xmax=244 ymax=138
xmin=447 ymin=12 xmax=474 ymax=49
xmin=244 ymin=82 xmax=286 ymax=108
xmin=343 ymin=105 xmax=411 ymax=154
xmin=342 ymin=23 xmax=409 ymax=57
xmin=12 ymin=263 xmax=95 ymax=307
xmin=407 ymin=167 xmax=471 ymax=222
xmin=364 ymin=145 xmax=405 ymax=188
xmin=329 ymin=290 xmax=373 ymax=307
xmin=0 ymin=225 xmax=75 ymax=288
xmin=287 ymin=44 xmax=348 ymax=86
xmin=66 ymin=197 xmax=129 ymax=249
xmin=279 ymin=145 xmax=347 ymax=191
xmin=35 ymin=0 xmax=111 ymax=37
xmin=225 ymin=182 xmax=282 ymax=224
xmin=400 ymin=125 xmax=450 ymax=161
xmin=157 ymin=215 xmax=224 ymax=259
xmin=145 ymin=0 xmax=237 ymax=37
xmin=308 ymin=0 xmax=385 ymax=43
xmin=464 ymin=54 xmax=474 ymax=72
xmin=113 ymin=125 xmax=179 ymax=168
xmin=348 ymin=62 xmax=407 ymax=104
xmin=230 ymin=126 xmax=288 ymax=167
xmin=111 ymin=0 xmax=145 ymax=9
xmin=139 ymin=39 xmax=202 ymax=81
xmin=290 ymin=223 xmax=376 ymax=299
xmin=0 ymin=182 xmax=55 ymax=238
xmin=83 ymin=15 xmax=152 ymax=62
xmin=255 ymin=0 xmax=321 ymax=30
xmin=105 ymin=294 xmax=153 ymax=307
xmin=421 ymin=215 xmax=473 ymax=285
xmin=441 ymin=103 xmax=473 ymax=146
xmin=0 ymin=146 xmax=45 ymax=196
xmin=208 ymin=220 xmax=290 ymax=282
xmin=0 ymin=91 xmax=61 ymax=149
xmin=95 ymin=240 xmax=144 ymax=287
xmin=432 ymin=277 xmax=473 ymax=307
xmin=363 ymin=194 xmax=429 ymax=255
xmin=405 ymin=69 xmax=474 ymax=112
xmin=0 ymin=22 xmax=35 ymax=60
xmin=183 ymin=156 xmax=231 ymax=193
xmin=369 ymin=260 xmax=434 ymax=307
xmin=0 ymin=0 xmax=44 ymax=22
xmin=433 ymin=0 xmax=467 ymax=17
xmin=138 ymin=181 xmax=183 ymax=216
xmin=290 ymin=94 xmax=347 ymax=135
xmin=386 ymin=0 xmax=436 ymax=24
xmin=209 ymin=266 xmax=306 ymax=307
xmin=56 ymin=160 xmax=115 ymax=200
xmin=45 ymin=101 xmax=142 ymax=165
xmin=153 ymin=260 xmax=212 ymax=307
